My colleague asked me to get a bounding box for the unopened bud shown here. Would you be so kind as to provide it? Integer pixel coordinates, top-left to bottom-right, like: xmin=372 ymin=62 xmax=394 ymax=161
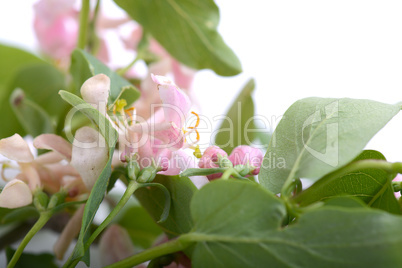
xmin=34 ymin=190 xmax=49 ymax=211
xmin=137 ymin=166 xmax=158 ymax=183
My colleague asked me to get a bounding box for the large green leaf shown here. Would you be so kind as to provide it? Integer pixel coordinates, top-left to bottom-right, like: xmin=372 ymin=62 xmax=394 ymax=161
xmin=184 ymin=180 xmax=402 ymax=267
xmin=10 ymin=89 xmax=55 ymax=136
xmin=117 ymin=206 xmax=163 ymax=249
xmin=214 ymin=79 xmax=256 ymax=154
xmin=114 ymin=0 xmax=242 ymax=76
xmin=70 ymin=49 xmax=140 ymax=105
xmin=294 ymin=150 xmax=400 ymax=214
xmin=259 ymin=98 xmax=400 ymax=194
xmin=0 ymin=63 xmax=66 ymax=138
xmin=59 ymin=91 xmax=118 ymax=266
xmin=0 ymin=44 xmax=42 ymax=100
xmin=135 ymin=175 xmax=197 ymax=237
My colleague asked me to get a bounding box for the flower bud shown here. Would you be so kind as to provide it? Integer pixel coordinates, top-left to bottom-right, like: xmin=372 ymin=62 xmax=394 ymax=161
xmin=80 ymin=74 xmax=110 ymax=108
xmin=198 ymin=146 xmax=228 ymax=180
xmin=228 ymin=146 xmax=263 ymax=175
xmin=33 ymin=190 xmax=49 ymax=211
xmin=137 ymin=166 xmax=158 ymax=183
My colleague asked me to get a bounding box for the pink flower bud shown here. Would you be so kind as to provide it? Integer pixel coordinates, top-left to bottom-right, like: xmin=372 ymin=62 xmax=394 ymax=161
xmin=198 ymin=146 xmax=227 ymax=180
xmin=228 ymin=146 xmax=263 ymax=175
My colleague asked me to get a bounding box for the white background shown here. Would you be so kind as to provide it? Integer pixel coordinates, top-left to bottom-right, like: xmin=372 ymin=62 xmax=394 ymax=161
xmin=1 ymin=0 xmax=402 ymax=265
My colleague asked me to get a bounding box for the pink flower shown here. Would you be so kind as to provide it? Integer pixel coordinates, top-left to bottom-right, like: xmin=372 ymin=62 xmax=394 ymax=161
xmin=198 ymin=146 xmax=228 ymax=180
xmin=33 ymin=0 xmax=79 ymax=59
xmin=99 ymin=224 xmax=136 ymax=266
xmin=123 ymin=26 xmax=196 ymax=120
xmin=228 ymin=146 xmax=264 ymax=175
xmin=393 ymin=174 xmax=402 ymax=199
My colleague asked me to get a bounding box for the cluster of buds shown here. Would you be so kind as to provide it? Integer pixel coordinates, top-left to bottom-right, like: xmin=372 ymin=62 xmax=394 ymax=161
xmin=198 ymin=145 xmax=263 ymax=181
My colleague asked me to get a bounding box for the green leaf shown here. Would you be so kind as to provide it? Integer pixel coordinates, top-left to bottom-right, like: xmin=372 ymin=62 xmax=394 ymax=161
xmin=59 ymin=90 xmax=118 ymax=265
xmin=214 ymin=79 xmax=256 ymax=153
xmin=135 ymin=175 xmax=197 ymax=237
xmin=114 ymin=0 xmax=242 ymax=76
xmin=1 ymin=206 xmax=39 ymax=224
xmin=118 ymin=206 xmax=163 ymax=249
xmin=0 ymin=44 xmax=42 ymax=100
xmin=70 ymin=49 xmax=140 ymax=105
xmin=323 ymin=196 xmax=367 ymax=209
xmin=0 ymin=63 xmax=66 ymax=138
xmin=6 ymin=247 xmax=58 ymax=268
xmin=259 ymin=98 xmax=400 ymax=194
xmin=185 ymin=180 xmax=402 ymax=267
xmin=10 ymin=89 xmax=55 ymax=136
xmin=295 ymin=150 xmax=400 ymax=214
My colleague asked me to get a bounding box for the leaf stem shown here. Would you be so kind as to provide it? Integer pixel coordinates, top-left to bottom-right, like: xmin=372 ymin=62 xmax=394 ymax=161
xmin=77 ymin=0 xmax=91 ymax=50
xmin=7 ymin=211 xmax=52 ymax=268
xmin=117 ymin=56 xmax=140 ymax=76
xmin=104 ymin=237 xmax=190 ymax=268
xmin=84 ymin=180 xmax=140 ymax=249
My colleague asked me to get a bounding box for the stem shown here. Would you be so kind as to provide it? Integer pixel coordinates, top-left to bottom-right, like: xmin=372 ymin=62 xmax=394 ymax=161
xmin=221 ymin=168 xmax=233 ymax=180
xmin=105 ymin=237 xmax=190 ymax=268
xmin=77 ymin=0 xmax=91 ymax=50
xmin=117 ymin=56 xmax=140 ymax=76
xmin=88 ymin=0 xmax=101 ymax=54
xmin=7 ymin=211 xmax=52 ymax=268
xmin=84 ymin=180 xmax=140 ymax=249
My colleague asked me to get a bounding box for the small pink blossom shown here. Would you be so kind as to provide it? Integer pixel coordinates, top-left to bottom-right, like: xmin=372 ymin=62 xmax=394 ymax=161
xmin=198 ymin=146 xmax=228 ymax=180
xmin=228 ymin=146 xmax=264 ymax=175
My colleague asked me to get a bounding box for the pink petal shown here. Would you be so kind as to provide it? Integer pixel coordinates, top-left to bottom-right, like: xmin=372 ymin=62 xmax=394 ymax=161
xmin=33 ymin=11 xmax=78 ymax=59
xmin=0 ymin=134 xmax=34 ymax=163
xmin=33 ymin=134 xmax=72 ymax=161
xmin=228 ymin=146 xmax=263 ymax=175
xmin=151 ymin=74 xmax=191 ymax=128
xmin=34 ymin=151 xmax=65 ymax=165
xmin=99 ymin=224 xmax=135 ymax=266
xmin=53 ymin=204 xmax=85 ymax=260
xmin=80 ymin=74 xmax=110 ymax=107
xmin=198 ymin=146 xmax=228 ymax=180
xmin=20 ymin=163 xmax=41 ymax=191
xmin=70 ymin=127 xmax=109 ymax=190
xmin=0 ymin=179 xmax=32 ymax=209
xmin=171 ymin=60 xmax=195 ymax=90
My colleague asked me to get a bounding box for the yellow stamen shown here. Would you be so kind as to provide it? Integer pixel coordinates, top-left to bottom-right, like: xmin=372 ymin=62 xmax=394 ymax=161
xmin=188 ymin=111 xmax=200 ymax=129
xmin=124 ymin=107 xmax=135 ymax=124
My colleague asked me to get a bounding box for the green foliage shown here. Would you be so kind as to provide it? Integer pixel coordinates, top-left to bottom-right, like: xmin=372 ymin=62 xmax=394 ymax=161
xmin=214 ymin=79 xmax=256 ymax=154
xmin=114 ymin=0 xmax=242 ymax=76
xmin=135 ymin=175 xmax=197 ymax=237
xmin=10 ymin=89 xmax=55 ymax=136
xmin=259 ymin=98 xmax=400 ymax=194
xmin=0 ymin=60 xmax=66 ymax=138
xmin=295 ymin=150 xmax=400 ymax=214
xmin=6 ymin=248 xmax=58 ymax=268
xmin=185 ymin=180 xmax=402 ymax=268
xmin=118 ymin=206 xmax=163 ymax=249
xmin=59 ymin=91 xmax=118 ymax=266
xmin=6 ymin=247 xmax=58 ymax=268
xmin=70 ymin=49 xmax=140 ymax=105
